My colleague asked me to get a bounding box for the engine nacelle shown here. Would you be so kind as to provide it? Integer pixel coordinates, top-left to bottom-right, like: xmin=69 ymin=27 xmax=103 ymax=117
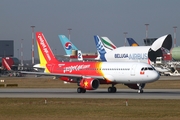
xmin=79 ymin=78 xmax=99 ymax=90
xmin=124 ymin=83 xmax=145 ymax=90
xmin=59 ymin=76 xmax=76 ymax=83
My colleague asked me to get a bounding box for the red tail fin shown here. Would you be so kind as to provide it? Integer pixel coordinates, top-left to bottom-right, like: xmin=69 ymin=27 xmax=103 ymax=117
xmin=36 ymin=32 xmax=59 ymax=64
xmin=2 ymin=58 xmax=11 ymax=71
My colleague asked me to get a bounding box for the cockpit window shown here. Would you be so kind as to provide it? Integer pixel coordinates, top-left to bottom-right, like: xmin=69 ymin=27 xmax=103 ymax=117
xmin=141 ymin=67 xmax=154 ymax=71
xmin=148 ymin=67 xmax=153 ymax=70
xmin=152 ymin=66 xmax=156 ymax=70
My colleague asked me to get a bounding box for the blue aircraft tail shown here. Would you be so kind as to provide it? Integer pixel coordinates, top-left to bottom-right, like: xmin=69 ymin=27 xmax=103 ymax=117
xmin=126 ymin=38 xmax=139 ymax=46
xmin=94 ymin=35 xmax=108 ymax=61
xmin=58 ymin=35 xmax=78 ymax=55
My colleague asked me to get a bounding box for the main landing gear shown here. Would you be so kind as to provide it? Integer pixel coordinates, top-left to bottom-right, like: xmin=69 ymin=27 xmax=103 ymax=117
xmin=77 ymin=79 xmax=86 ymax=93
xmin=77 ymin=87 xmax=86 ymax=93
xmin=108 ymin=84 xmax=117 ymax=93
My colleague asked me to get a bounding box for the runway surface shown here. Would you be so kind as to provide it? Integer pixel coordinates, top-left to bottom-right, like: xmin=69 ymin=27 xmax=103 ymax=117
xmin=159 ymin=76 xmax=180 ymax=80
xmin=0 ymin=88 xmax=180 ymax=99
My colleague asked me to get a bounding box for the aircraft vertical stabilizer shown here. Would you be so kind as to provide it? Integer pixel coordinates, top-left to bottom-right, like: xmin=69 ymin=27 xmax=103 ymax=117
xmin=94 ymin=35 xmax=108 ymax=61
xmin=58 ymin=35 xmax=78 ymax=55
xmin=101 ymin=37 xmax=117 ymax=50
xmin=2 ymin=58 xmax=11 ymax=71
xmin=126 ymin=38 xmax=139 ymax=46
xmin=36 ymin=32 xmax=59 ymax=72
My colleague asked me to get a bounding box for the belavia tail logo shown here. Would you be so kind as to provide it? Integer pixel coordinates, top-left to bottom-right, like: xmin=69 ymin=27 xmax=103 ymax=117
xmin=38 ymin=34 xmax=52 ymax=61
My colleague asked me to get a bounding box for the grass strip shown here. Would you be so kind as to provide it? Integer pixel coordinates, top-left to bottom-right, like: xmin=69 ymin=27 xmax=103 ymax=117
xmin=0 ymin=98 xmax=179 ymax=120
xmin=0 ymin=77 xmax=180 ymax=89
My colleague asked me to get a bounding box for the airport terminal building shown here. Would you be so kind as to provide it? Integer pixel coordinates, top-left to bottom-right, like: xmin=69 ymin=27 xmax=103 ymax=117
xmin=0 ymin=40 xmax=14 ymax=57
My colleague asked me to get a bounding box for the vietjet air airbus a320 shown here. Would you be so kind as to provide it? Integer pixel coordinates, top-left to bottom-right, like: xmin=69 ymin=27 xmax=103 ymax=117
xmin=22 ymin=32 xmax=160 ymax=93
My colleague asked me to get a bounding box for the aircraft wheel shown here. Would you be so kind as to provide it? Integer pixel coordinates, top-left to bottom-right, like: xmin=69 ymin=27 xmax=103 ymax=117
xmin=82 ymin=89 xmax=86 ymax=93
xmin=112 ymin=87 xmax=117 ymax=93
xmin=108 ymin=87 xmax=117 ymax=93
xmin=138 ymin=89 xmax=143 ymax=93
xmin=108 ymin=87 xmax=112 ymax=93
xmin=77 ymin=87 xmax=82 ymax=93
xmin=77 ymin=87 xmax=86 ymax=93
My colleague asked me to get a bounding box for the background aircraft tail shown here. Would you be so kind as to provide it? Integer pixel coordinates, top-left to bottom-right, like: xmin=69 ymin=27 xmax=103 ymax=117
xmin=94 ymin=35 xmax=109 ymax=61
xmin=101 ymin=37 xmax=117 ymax=50
xmin=2 ymin=58 xmax=11 ymax=71
xmin=126 ymin=38 xmax=139 ymax=46
xmin=58 ymin=35 xmax=78 ymax=55
xmin=36 ymin=32 xmax=59 ymax=69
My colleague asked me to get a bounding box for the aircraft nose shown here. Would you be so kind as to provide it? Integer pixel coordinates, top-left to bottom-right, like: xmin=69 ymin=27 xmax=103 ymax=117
xmin=153 ymin=71 xmax=160 ymax=81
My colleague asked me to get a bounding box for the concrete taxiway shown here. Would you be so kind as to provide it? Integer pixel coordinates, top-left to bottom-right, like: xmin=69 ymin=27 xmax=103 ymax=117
xmin=0 ymin=88 xmax=180 ymax=99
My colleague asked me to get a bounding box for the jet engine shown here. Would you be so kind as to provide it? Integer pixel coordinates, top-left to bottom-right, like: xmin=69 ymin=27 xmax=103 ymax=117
xmin=79 ymin=78 xmax=99 ymax=90
xmin=124 ymin=83 xmax=145 ymax=90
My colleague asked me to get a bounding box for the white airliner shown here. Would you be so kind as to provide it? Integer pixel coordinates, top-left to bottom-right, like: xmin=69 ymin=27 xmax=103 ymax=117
xmin=94 ymin=35 xmax=172 ymax=72
xmin=21 ymin=32 xmax=160 ymax=93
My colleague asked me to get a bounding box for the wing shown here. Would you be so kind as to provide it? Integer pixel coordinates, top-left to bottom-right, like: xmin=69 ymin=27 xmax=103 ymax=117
xmin=20 ymin=71 xmax=104 ymax=79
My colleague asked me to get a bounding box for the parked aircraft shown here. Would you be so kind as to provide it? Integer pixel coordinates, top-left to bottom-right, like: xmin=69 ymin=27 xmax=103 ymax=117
xmin=21 ymin=32 xmax=160 ymax=93
xmin=2 ymin=58 xmax=12 ymax=71
xmin=94 ymin=35 xmax=172 ymax=71
xmin=126 ymin=36 xmax=180 ymax=76
xmin=58 ymin=35 xmax=100 ymax=61
xmin=2 ymin=58 xmax=22 ymax=77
